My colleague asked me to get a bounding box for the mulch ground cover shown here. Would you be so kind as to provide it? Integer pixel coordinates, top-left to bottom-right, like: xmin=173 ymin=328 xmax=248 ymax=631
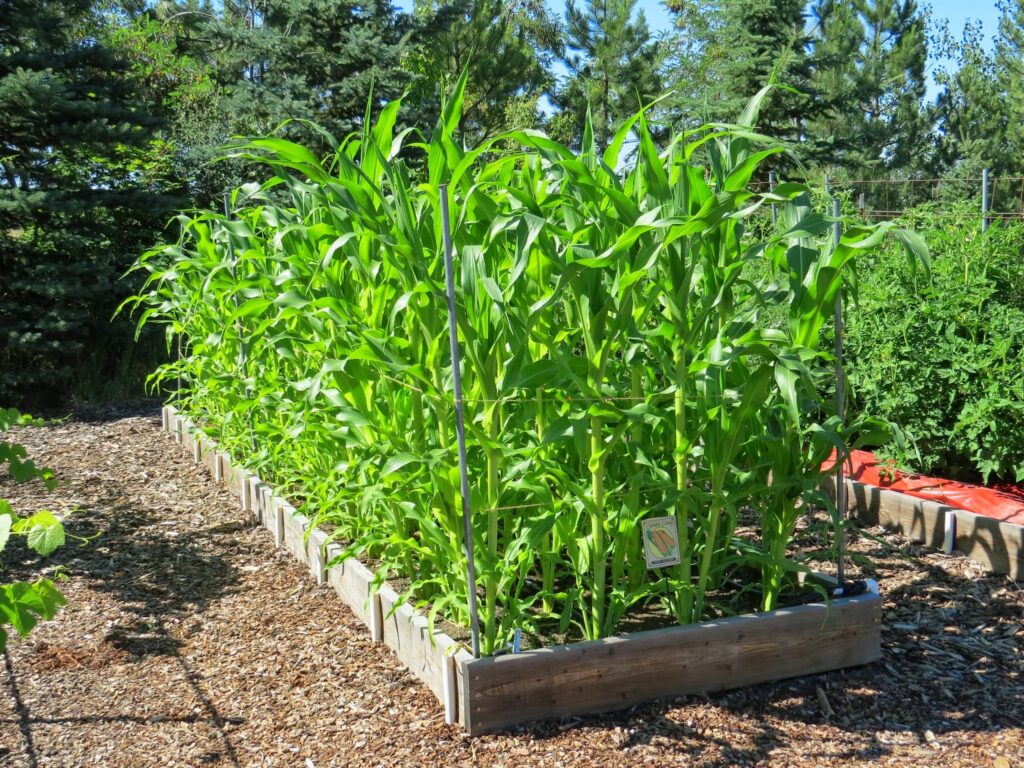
xmin=0 ymin=404 xmax=1021 ymax=767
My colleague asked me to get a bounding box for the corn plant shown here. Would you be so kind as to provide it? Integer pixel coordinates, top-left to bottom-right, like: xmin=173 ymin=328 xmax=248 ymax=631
xmin=126 ymin=82 xmax=926 ymax=655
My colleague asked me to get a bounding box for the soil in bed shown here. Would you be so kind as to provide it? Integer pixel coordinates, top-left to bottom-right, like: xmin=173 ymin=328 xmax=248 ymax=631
xmin=0 ymin=403 xmax=1021 ymax=767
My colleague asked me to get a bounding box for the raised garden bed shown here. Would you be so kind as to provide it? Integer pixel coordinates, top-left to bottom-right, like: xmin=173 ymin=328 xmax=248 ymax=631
xmin=163 ymin=406 xmax=882 ymax=735
xmin=837 ymin=478 xmax=1024 ymax=579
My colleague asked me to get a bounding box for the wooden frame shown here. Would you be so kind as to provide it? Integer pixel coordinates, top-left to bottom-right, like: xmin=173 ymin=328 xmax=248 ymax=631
xmin=161 ymin=407 xmax=884 ymax=734
xmin=838 ymin=477 xmax=1023 ymax=579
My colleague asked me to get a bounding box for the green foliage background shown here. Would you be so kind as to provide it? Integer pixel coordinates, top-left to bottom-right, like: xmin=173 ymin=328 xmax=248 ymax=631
xmin=844 ymin=202 xmax=1024 ymax=483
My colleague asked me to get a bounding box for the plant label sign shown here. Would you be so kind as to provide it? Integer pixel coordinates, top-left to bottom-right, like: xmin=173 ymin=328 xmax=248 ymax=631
xmin=642 ymin=516 xmax=681 ymax=569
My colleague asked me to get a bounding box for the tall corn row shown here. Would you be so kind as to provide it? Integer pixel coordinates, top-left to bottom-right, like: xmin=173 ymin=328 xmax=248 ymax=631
xmin=126 ymin=84 xmax=926 ymax=656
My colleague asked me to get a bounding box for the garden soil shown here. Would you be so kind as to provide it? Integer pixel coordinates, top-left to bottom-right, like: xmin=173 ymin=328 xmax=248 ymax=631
xmin=0 ymin=404 xmax=1021 ymax=768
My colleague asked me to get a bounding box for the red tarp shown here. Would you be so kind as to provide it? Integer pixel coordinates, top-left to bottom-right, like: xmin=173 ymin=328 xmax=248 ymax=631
xmin=824 ymin=450 xmax=1024 ymax=527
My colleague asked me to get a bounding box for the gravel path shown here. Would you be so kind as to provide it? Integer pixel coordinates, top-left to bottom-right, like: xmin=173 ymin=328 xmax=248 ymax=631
xmin=0 ymin=406 xmax=1021 ymax=767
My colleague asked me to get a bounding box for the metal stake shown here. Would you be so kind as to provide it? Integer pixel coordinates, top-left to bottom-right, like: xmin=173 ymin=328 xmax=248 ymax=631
xmin=224 ymin=195 xmax=257 ymax=454
xmin=982 ymin=168 xmax=990 ymax=233
xmin=439 ymin=184 xmax=482 ymax=658
xmin=832 ymin=197 xmax=847 ymax=589
xmin=769 ymin=171 xmax=777 ymax=227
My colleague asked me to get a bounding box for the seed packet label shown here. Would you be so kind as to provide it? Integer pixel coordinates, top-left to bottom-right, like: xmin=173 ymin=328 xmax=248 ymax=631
xmin=641 ymin=516 xmax=681 ymax=569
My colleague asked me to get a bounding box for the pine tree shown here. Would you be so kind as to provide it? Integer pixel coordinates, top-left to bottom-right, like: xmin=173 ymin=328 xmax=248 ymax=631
xmin=553 ymin=0 xmax=663 ymax=150
xmin=808 ymin=0 xmax=929 ymax=174
xmin=696 ymin=2 xmax=816 ymax=142
xmin=995 ymin=0 xmax=1024 ymax=172
xmin=0 ymin=0 xmax=173 ymax=405
xmin=932 ymin=18 xmax=1011 ymax=177
xmin=154 ymin=0 xmax=414 ymax=158
xmin=407 ymin=0 xmax=562 ymax=142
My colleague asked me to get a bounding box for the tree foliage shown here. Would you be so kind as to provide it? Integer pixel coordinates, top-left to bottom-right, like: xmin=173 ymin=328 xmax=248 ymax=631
xmin=809 ymin=0 xmax=929 ymax=174
xmin=0 ymin=0 xmax=175 ymax=406
xmin=554 ymin=0 xmax=662 ymax=149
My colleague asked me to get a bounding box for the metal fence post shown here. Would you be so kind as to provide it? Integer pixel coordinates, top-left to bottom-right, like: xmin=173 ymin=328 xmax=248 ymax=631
xmin=439 ymin=183 xmax=482 ymax=659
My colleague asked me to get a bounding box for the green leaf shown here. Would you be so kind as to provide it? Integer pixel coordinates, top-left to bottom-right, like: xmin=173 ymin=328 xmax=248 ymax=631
xmin=23 ymin=511 xmax=65 ymax=557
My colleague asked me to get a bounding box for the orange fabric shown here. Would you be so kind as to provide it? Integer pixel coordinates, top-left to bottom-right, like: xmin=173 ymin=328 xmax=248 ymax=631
xmin=824 ymin=450 xmax=1024 ymax=526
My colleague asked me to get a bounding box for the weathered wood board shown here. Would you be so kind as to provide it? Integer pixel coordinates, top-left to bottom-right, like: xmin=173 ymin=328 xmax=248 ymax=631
xmin=266 ymin=490 xmax=283 ymax=546
xmin=220 ymin=452 xmax=244 ymax=497
xmin=839 ymin=478 xmax=1024 ymax=577
xmin=837 ymin=479 xmax=948 ymax=550
xmin=954 ymin=509 xmax=1023 ymax=579
xmin=307 ymin=527 xmax=329 ymax=585
xmin=280 ymin=503 xmax=310 ymax=566
xmin=199 ymin=436 xmax=220 ymax=478
xmin=324 ymin=543 xmax=379 ymax=632
xmin=378 ymin=584 xmax=461 ymax=706
xmin=459 ymin=593 xmax=881 ymax=735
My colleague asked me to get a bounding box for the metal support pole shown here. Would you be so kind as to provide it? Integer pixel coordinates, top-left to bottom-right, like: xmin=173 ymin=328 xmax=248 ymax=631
xmin=832 ymin=197 xmax=847 ymax=589
xmin=769 ymin=171 xmax=777 ymax=227
xmin=225 ymin=195 xmax=257 ymax=455
xmin=982 ymin=168 xmax=990 ymax=233
xmin=858 ymin=191 xmax=866 ymax=222
xmin=439 ymin=184 xmax=482 ymax=659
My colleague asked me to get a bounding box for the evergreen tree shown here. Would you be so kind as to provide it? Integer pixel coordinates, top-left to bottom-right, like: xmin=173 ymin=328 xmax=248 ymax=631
xmin=995 ymin=0 xmax=1024 ymax=171
xmin=0 ymin=0 xmax=173 ymax=405
xmin=553 ymin=0 xmax=663 ymax=150
xmin=661 ymin=0 xmax=721 ymax=131
xmin=932 ymin=19 xmax=1011 ymax=177
xmin=667 ymin=0 xmax=816 ymax=155
xmin=153 ymin=0 xmax=414 ymax=164
xmin=407 ymin=0 xmax=562 ymax=142
xmin=809 ymin=0 xmax=929 ymax=174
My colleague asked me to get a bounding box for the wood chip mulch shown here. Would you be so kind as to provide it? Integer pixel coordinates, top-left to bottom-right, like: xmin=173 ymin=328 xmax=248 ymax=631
xmin=0 ymin=404 xmax=1021 ymax=767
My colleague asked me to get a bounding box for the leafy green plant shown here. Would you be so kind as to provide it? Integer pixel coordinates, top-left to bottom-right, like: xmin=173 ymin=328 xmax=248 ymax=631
xmin=127 ymin=83 xmax=924 ymax=655
xmin=0 ymin=408 xmax=66 ymax=649
xmin=844 ymin=201 xmax=1024 ymax=483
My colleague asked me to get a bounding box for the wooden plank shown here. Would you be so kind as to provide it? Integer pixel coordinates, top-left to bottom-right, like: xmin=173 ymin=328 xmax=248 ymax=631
xmin=307 ymin=527 xmax=328 ymax=585
xmin=459 ymin=593 xmax=881 ymax=735
xmin=280 ymin=503 xmax=310 ymax=566
xmin=246 ymin=475 xmax=264 ymax=516
xmin=842 ymin=479 xmax=947 ymax=550
xmin=450 ymin=648 xmax=472 ymax=727
xmin=199 ymin=436 xmax=219 ymax=478
xmin=261 ymin=488 xmax=283 ymax=545
xmin=377 ymin=584 xmax=462 ymax=705
xmin=324 ymin=543 xmax=379 ymax=632
xmin=218 ymin=452 xmax=240 ymax=493
xmin=844 ymin=478 xmax=1024 ymax=576
xmin=954 ymin=510 xmax=1024 ymax=579
xmin=173 ymin=414 xmax=184 ymax=444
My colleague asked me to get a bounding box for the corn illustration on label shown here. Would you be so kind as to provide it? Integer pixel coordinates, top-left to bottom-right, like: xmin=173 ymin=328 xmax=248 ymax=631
xmin=641 ymin=516 xmax=681 ymax=569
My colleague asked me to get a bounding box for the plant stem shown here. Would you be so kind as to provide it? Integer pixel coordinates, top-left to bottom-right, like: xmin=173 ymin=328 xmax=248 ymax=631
xmin=589 ymin=413 xmax=606 ymax=637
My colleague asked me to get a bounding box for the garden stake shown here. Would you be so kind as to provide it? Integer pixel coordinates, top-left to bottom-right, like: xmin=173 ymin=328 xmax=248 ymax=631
xmin=223 ymin=194 xmax=256 ymax=455
xmin=833 ymin=196 xmax=847 ymax=589
xmin=439 ymin=183 xmax=482 ymax=659
xmin=982 ymin=168 xmax=990 ymax=234
xmin=769 ymin=171 xmax=777 ymax=227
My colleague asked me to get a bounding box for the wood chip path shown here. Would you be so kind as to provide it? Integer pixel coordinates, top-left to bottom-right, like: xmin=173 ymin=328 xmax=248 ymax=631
xmin=0 ymin=405 xmax=1021 ymax=767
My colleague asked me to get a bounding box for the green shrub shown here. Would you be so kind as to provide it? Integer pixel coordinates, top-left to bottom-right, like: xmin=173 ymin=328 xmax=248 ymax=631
xmin=844 ymin=201 xmax=1024 ymax=483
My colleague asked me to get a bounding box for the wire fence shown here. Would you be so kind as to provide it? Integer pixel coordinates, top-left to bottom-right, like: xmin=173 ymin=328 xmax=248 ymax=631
xmin=823 ymin=171 xmax=1024 ymax=225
